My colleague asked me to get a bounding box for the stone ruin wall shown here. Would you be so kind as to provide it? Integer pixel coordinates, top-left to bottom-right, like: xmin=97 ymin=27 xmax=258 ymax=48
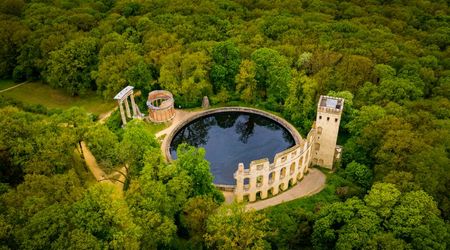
xmin=233 ymin=128 xmax=316 ymax=202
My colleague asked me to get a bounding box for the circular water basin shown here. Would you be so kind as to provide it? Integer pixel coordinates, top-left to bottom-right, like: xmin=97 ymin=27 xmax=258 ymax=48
xmin=169 ymin=111 xmax=295 ymax=185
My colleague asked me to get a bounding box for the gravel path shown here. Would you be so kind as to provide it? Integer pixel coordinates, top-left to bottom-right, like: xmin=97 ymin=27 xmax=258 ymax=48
xmin=155 ymin=109 xmax=200 ymax=138
xmin=245 ymin=168 xmax=326 ymax=210
xmin=98 ymin=107 xmax=117 ymax=124
xmin=80 ymin=141 xmax=110 ymax=183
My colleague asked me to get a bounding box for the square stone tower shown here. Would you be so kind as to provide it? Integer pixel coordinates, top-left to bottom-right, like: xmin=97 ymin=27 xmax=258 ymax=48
xmin=314 ymin=95 xmax=344 ymax=169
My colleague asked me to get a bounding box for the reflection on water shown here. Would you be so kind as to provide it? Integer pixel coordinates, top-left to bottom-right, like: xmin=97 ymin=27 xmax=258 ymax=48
xmin=170 ymin=112 xmax=295 ymax=185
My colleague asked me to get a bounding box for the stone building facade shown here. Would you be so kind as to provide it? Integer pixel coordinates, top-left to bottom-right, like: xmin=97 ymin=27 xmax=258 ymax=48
xmin=234 ymin=95 xmax=344 ymax=202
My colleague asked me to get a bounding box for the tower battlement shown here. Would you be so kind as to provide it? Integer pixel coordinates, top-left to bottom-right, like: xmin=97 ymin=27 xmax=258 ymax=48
xmin=318 ymin=95 xmax=344 ymax=114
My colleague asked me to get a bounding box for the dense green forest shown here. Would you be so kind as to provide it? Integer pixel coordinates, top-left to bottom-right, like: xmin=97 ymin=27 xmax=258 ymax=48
xmin=1 ymin=0 xmax=449 ymax=249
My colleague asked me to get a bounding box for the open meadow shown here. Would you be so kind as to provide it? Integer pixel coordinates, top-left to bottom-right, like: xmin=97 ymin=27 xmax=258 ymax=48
xmin=0 ymin=81 xmax=114 ymax=114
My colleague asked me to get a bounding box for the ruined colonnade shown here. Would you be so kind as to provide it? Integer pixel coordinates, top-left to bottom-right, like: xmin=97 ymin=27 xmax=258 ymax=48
xmin=114 ymin=86 xmax=139 ymax=125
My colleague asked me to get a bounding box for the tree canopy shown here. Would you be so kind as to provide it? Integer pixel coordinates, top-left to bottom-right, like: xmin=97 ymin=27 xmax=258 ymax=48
xmin=0 ymin=0 xmax=449 ymax=249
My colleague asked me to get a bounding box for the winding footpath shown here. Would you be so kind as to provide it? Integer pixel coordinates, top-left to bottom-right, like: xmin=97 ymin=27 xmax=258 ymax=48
xmin=98 ymin=107 xmax=117 ymax=124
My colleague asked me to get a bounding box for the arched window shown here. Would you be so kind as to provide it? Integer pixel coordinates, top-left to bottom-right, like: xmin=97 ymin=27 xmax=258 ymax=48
xmin=244 ymin=178 xmax=250 ymax=190
xmin=280 ymin=167 xmax=286 ymax=179
xmin=269 ymin=172 xmax=275 ymax=184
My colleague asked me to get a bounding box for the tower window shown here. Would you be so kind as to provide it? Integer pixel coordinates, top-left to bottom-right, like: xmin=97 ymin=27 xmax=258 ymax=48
xmin=319 ymin=116 xmax=322 ymax=119
xmin=327 ymin=117 xmax=330 ymax=121
xmin=335 ymin=118 xmax=338 ymax=122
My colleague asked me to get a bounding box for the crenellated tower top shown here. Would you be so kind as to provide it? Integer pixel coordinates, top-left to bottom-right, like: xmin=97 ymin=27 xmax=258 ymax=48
xmin=317 ymin=95 xmax=344 ymax=114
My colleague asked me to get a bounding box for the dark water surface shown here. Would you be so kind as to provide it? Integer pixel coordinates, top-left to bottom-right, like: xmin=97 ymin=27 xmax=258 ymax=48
xmin=170 ymin=112 xmax=295 ymax=185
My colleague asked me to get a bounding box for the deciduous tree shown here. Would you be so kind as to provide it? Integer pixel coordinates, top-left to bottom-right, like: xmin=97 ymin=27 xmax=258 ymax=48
xmin=47 ymin=37 xmax=98 ymax=95
xmin=344 ymin=161 xmax=373 ymax=189
xmin=251 ymin=48 xmax=291 ymax=104
xmin=205 ymin=203 xmax=269 ymax=250
xmin=176 ymin=144 xmax=223 ymax=202
xmin=235 ymin=59 xmax=257 ymax=103
xmin=210 ymin=41 xmax=241 ymax=92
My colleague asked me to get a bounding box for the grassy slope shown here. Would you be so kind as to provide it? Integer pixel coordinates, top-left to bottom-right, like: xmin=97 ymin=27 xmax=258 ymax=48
xmin=263 ymin=169 xmax=349 ymax=214
xmin=146 ymin=122 xmax=168 ymax=134
xmin=0 ymin=81 xmax=115 ymax=114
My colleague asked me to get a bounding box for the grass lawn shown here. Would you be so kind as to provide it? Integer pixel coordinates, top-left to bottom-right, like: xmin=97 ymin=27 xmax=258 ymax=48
xmin=146 ymin=122 xmax=168 ymax=134
xmin=0 ymin=79 xmax=17 ymax=91
xmin=0 ymin=81 xmax=115 ymax=115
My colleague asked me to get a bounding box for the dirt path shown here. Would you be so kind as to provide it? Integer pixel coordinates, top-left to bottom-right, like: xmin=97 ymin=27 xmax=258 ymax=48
xmin=0 ymin=81 xmax=29 ymax=93
xmin=79 ymin=141 xmax=111 ymax=183
xmin=98 ymin=107 xmax=117 ymax=124
xmin=80 ymin=141 xmax=128 ymax=189
xmin=245 ymin=168 xmax=326 ymax=210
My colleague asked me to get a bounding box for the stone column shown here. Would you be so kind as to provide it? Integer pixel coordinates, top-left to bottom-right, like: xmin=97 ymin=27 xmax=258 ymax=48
xmin=290 ymin=163 xmax=297 ymax=186
xmin=234 ymin=163 xmax=245 ymax=202
xmin=272 ymin=170 xmax=279 ymax=195
xmin=283 ymin=176 xmax=289 ymax=191
xmin=130 ymin=94 xmax=137 ymax=117
xmin=261 ymin=171 xmax=269 ymax=199
xmin=124 ymin=97 xmax=132 ymax=118
xmin=261 ymin=189 xmax=268 ymax=199
xmin=118 ymin=101 xmax=127 ymax=125
xmin=305 ymin=150 xmax=311 ymax=173
xmin=249 ymin=175 xmax=257 ymax=202
xmin=249 ymin=191 xmax=256 ymax=202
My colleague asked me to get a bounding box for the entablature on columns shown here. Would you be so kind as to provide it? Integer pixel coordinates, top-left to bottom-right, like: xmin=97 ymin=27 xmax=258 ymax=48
xmin=114 ymin=86 xmax=134 ymax=101
xmin=114 ymin=86 xmax=140 ymax=126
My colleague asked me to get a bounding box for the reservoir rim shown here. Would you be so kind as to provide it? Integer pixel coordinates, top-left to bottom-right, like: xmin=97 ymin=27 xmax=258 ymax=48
xmin=164 ymin=107 xmax=303 ymax=162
